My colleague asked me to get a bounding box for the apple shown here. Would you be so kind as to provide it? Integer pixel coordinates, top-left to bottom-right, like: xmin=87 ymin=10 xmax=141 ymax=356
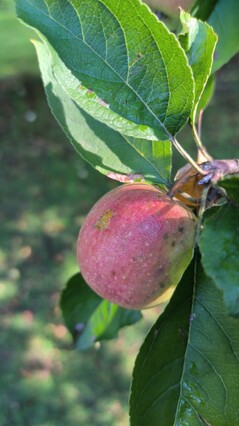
xmin=77 ymin=183 xmax=196 ymax=310
xmin=143 ymin=0 xmax=196 ymax=18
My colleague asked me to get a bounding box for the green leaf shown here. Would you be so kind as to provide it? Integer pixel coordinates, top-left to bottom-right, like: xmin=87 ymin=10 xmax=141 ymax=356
xmin=193 ymin=0 xmax=239 ymax=72
xmin=34 ymin=39 xmax=171 ymax=185
xmin=130 ymin=258 xmax=239 ymax=425
xmin=219 ymin=175 xmax=239 ymax=204
xmin=60 ymin=273 xmax=142 ymax=350
xmin=195 ymin=74 xmax=215 ymax=118
xmin=16 ymin=0 xmax=194 ymax=141
xmin=44 ymin=35 xmax=163 ymax=142
xmin=179 ymin=11 xmax=217 ymax=122
xmin=200 ymin=202 xmax=239 ymax=316
xmin=208 ymin=0 xmax=239 ymax=72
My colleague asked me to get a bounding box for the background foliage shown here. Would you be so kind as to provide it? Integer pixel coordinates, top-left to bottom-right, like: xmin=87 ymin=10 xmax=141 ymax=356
xmin=1 ymin=1 xmax=239 ymax=424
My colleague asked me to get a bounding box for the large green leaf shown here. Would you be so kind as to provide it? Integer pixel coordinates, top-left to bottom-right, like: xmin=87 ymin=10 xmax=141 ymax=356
xmin=200 ymin=202 xmax=239 ymax=316
xmin=208 ymin=0 xmax=239 ymax=72
xmin=130 ymin=258 xmax=239 ymax=425
xmin=179 ymin=11 xmax=217 ymax=122
xmin=16 ymin=0 xmax=194 ymax=141
xmin=45 ymin=35 xmax=163 ymax=142
xmin=34 ymin=39 xmax=171 ymax=185
xmin=61 ymin=273 xmax=142 ymax=350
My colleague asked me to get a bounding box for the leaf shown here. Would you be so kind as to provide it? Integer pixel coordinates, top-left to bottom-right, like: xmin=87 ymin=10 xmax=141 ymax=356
xmin=45 ymin=35 xmax=162 ymax=142
xmin=34 ymin=39 xmax=171 ymax=185
xmin=130 ymin=257 xmax=239 ymax=425
xmin=16 ymin=0 xmax=194 ymax=141
xmin=193 ymin=0 xmax=239 ymax=72
xmin=179 ymin=11 xmax=217 ymax=122
xmin=200 ymin=202 xmax=239 ymax=316
xmin=60 ymin=273 xmax=142 ymax=350
xmin=219 ymin=175 xmax=239 ymax=204
xmin=195 ymin=74 xmax=215 ymax=118
xmin=208 ymin=0 xmax=239 ymax=72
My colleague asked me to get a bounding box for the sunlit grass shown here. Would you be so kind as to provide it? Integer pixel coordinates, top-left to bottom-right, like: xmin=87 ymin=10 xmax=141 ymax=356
xmin=0 ymin=281 xmax=18 ymax=303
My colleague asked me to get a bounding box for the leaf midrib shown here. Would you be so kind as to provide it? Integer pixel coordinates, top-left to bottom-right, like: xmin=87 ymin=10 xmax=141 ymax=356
xmin=124 ymin=136 xmax=169 ymax=184
xmin=173 ymin=257 xmax=204 ymax=426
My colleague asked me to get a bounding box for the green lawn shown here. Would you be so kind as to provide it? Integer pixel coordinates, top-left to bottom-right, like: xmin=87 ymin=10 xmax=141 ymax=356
xmin=0 ymin=1 xmax=38 ymax=78
xmin=1 ymin=5 xmax=239 ymax=425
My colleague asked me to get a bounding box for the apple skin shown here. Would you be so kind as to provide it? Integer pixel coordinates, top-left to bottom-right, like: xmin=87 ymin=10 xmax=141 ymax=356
xmin=77 ymin=183 xmax=196 ymax=310
xmin=143 ymin=0 xmax=196 ymax=17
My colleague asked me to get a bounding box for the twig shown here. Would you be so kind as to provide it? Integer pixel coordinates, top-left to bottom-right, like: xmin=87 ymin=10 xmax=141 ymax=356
xmin=170 ymin=136 xmax=207 ymax=175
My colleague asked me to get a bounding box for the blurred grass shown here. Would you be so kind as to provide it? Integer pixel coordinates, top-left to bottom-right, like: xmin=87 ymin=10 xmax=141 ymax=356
xmin=0 ymin=1 xmax=38 ymax=78
xmin=1 ymin=75 xmax=158 ymax=425
xmin=0 ymin=3 xmax=239 ymax=425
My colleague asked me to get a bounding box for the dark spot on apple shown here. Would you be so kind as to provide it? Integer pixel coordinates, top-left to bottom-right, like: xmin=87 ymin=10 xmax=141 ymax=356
xmin=163 ymin=233 xmax=169 ymax=240
xmin=171 ymin=240 xmax=176 ymax=247
xmin=178 ymin=226 xmax=184 ymax=233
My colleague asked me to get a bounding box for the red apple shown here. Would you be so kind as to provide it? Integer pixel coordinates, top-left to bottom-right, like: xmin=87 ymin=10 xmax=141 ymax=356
xmin=77 ymin=183 xmax=196 ymax=309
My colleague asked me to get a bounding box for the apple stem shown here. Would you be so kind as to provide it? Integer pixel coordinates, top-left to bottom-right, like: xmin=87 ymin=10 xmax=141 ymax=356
xmin=170 ymin=136 xmax=207 ymax=175
xmin=197 ymin=109 xmax=203 ymax=140
xmin=190 ymin=122 xmax=212 ymax=162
